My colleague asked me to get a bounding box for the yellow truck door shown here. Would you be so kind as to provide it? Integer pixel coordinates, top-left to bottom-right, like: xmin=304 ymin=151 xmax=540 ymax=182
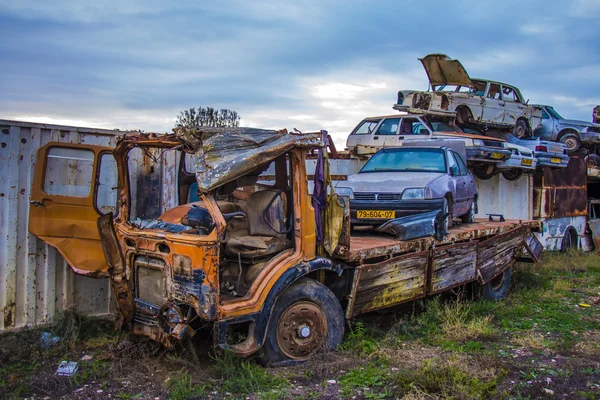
xmin=28 ymin=142 xmax=117 ymax=276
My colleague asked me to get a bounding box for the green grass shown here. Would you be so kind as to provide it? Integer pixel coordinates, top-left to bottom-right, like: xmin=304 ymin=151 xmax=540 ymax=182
xmin=340 ymin=321 xmax=380 ymax=356
xmin=383 ymin=252 xmax=600 ymax=352
xmin=167 ymin=370 xmax=207 ymax=400
xmin=213 ymin=352 xmax=288 ymax=395
xmin=339 ymin=360 xmax=391 ymax=398
xmin=395 ymin=358 xmax=505 ymax=399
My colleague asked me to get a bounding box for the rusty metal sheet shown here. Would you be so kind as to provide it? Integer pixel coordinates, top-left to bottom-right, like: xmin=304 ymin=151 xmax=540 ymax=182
xmin=430 ymin=242 xmax=478 ymax=294
xmin=168 ymin=127 xmax=322 ymax=194
xmin=477 ymin=226 xmax=526 ymax=284
xmin=0 ymin=119 xmax=121 ymax=332
xmin=533 ymin=157 xmax=588 ymax=218
xmin=346 ymin=251 xmax=429 ymax=318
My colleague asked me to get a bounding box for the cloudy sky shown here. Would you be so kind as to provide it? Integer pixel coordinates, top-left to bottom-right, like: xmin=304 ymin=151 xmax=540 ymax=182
xmin=1 ymin=0 xmax=599 ymax=148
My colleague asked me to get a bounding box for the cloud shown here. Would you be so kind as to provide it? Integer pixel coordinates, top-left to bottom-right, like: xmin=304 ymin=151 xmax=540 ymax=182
xmin=0 ymin=0 xmax=599 ymax=145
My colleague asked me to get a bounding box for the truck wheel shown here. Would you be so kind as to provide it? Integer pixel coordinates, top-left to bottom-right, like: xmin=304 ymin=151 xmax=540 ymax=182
xmin=482 ymin=267 xmax=511 ymax=301
xmin=501 ymin=169 xmax=523 ymax=181
xmin=262 ymin=278 xmax=344 ymax=366
xmin=559 ymin=133 xmax=581 ymax=153
xmin=512 ymin=119 xmax=529 ymax=138
xmin=461 ymin=200 xmax=476 ymax=223
xmin=472 ymin=164 xmax=496 ymax=180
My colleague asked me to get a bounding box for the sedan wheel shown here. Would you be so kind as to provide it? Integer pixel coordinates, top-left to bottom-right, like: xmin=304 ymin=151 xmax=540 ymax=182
xmin=472 ymin=164 xmax=497 ymax=180
xmin=501 ymin=169 xmax=523 ymax=181
xmin=559 ymin=133 xmax=581 ymax=153
xmin=461 ymin=200 xmax=476 ymax=223
xmin=512 ymin=120 xmax=529 ymax=138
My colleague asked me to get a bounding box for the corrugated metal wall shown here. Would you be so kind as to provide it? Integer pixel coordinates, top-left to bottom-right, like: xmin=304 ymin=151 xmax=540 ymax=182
xmin=0 ymin=120 xmax=123 ymax=332
xmin=474 ymin=174 xmax=533 ymax=220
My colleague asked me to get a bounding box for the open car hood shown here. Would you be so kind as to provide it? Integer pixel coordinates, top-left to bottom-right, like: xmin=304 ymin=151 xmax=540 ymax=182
xmin=419 ymin=54 xmax=473 ymax=89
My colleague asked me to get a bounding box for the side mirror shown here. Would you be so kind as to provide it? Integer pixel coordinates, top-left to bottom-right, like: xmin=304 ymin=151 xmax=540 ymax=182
xmin=526 ymin=99 xmax=530 ymax=105
xmin=450 ymin=166 xmax=460 ymax=176
xmin=419 ymin=128 xmax=429 ymax=135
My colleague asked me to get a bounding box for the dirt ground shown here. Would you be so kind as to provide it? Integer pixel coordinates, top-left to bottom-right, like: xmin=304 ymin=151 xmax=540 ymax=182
xmin=1 ymin=251 xmax=599 ymax=399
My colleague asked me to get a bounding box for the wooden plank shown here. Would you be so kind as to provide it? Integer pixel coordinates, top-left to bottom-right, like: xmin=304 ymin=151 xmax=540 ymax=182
xmin=430 ymin=242 xmax=478 ymax=294
xmin=347 ymin=252 xmax=428 ymax=317
xmin=477 ymin=227 xmax=526 ymax=284
xmin=523 ymin=231 xmax=543 ymax=262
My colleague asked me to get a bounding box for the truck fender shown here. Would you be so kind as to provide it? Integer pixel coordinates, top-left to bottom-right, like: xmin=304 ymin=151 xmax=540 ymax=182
xmin=214 ymin=257 xmax=343 ymax=357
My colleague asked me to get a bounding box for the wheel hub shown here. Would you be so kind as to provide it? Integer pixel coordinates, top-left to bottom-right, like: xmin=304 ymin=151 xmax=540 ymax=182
xmin=275 ymin=301 xmax=328 ymax=360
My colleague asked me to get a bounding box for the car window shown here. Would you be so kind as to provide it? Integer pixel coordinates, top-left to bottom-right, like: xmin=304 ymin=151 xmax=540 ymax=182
xmin=454 ymin=151 xmax=469 ymax=176
xmin=411 ymin=122 xmax=430 ymax=135
xmin=430 ymin=121 xmax=459 ymax=132
xmin=375 ymin=118 xmax=400 ymax=135
xmin=353 ymin=120 xmax=380 ymax=135
xmin=44 ymin=147 xmax=94 ymax=197
xmin=487 ymin=84 xmax=502 ymax=100
xmin=399 ymin=118 xmax=420 ymax=135
xmin=360 ymin=148 xmax=446 ymax=173
xmin=501 ymin=85 xmax=520 ymax=102
xmin=541 ymin=109 xmax=550 ymax=119
xmin=471 ymin=80 xmax=487 ymax=96
xmin=447 ymin=151 xmax=460 ymax=176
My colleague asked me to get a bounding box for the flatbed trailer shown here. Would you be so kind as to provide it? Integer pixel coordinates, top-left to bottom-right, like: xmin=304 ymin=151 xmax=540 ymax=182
xmin=340 ymin=219 xmax=539 ymax=318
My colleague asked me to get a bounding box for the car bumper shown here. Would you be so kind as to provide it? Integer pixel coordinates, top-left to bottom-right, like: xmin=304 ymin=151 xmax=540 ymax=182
xmin=497 ymin=156 xmax=537 ymax=171
xmin=350 ymin=199 xmax=445 ymax=225
xmin=534 ymin=152 xmax=570 ymax=168
xmin=466 ymin=147 xmax=512 ymax=164
xmin=580 ymin=131 xmax=600 ymax=145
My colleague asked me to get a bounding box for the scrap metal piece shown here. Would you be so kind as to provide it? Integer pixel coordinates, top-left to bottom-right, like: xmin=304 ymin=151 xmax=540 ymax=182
xmin=376 ymin=210 xmax=444 ymax=241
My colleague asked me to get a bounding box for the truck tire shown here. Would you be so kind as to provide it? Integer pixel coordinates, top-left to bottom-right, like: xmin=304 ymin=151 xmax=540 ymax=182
xmin=512 ymin=119 xmax=529 ymax=138
xmin=261 ymin=278 xmax=344 ymax=366
xmin=482 ymin=267 xmax=511 ymax=301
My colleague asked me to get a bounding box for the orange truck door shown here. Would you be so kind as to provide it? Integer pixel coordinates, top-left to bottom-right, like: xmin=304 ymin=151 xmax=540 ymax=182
xmin=29 ymin=143 xmax=117 ymax=276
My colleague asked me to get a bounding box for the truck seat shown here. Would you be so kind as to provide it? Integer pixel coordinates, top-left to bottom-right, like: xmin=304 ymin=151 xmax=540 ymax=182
xmin=224 ymin=190 xmax=288 ymax=260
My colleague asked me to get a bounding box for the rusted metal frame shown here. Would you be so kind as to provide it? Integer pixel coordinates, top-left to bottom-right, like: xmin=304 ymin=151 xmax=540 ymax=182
xmin=214 ymin=257 xmax=342 ymax=357
xmin=218 ymin=149 xmax=309 ymax=318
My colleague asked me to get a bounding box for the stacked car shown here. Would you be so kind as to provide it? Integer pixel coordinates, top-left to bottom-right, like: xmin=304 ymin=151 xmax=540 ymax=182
xmin=337 ymin=53 xmax=591 ymax=239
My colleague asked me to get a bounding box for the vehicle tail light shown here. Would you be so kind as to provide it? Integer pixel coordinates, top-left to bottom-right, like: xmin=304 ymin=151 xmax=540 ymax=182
xmin=535 ymin=145 xmax=547 ymax=152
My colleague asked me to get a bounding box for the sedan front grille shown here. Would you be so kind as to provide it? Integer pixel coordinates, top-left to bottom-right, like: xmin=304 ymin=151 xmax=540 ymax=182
xmin=354 ymin=193 xmax=401 ymax=201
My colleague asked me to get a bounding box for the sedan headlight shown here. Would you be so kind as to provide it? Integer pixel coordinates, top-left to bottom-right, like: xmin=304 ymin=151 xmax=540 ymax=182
xmin=401 ymin=188 xmax=425 ymax=200
xmin=472 ymin=139 xmax=484 ymax=146
xmin=335 ymin=187 xmax=354 ymax=199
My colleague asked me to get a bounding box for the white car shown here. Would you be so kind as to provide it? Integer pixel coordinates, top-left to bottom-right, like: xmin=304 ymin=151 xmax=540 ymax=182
xmin=394 ymin=54 xmax=542 ymax=138
xmin=496 ymin=143 xmax=537 ymax=181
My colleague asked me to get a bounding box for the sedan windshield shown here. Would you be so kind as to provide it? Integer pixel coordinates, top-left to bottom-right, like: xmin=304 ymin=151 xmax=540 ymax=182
xmin=546 ymin=106 xmax=564 ymax=120
xmin=421 ymin=116 xmax=461 ymax=132
xmin=360 ymin=148 xmax=447 ymax=173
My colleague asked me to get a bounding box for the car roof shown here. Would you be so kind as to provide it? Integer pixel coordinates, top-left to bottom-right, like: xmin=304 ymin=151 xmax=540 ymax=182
xmin=471 ymin=78 xmax=517 ymax=88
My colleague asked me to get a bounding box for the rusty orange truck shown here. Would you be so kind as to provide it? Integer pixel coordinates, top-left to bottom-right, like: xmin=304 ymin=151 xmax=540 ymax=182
xmin=29 ymin=127 xmax=540 ymax=366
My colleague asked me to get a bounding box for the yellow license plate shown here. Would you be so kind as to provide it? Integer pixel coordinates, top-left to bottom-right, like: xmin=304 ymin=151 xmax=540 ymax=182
xmin=357 ymin=210 xmax=395 ymax=219
xmin=551 ymin=157 xmax=561 ymax=164
xmin=521 ymin=158 xmax=533 ymax=166
xmin=490 ymin=152 xmax=504 ymax=159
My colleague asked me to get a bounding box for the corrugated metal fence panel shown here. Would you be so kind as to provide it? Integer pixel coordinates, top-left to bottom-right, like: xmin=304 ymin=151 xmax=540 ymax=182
xmin=474 ymin=174 xmax=533 ymax=220
xmin=0 ymin=120 xmax=123 ymax=332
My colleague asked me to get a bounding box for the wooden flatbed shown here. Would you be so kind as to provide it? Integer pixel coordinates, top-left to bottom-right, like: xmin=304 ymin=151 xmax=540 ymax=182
xmin=342 ymin=219 xmax=541 ymax=318
xmin=344 ymin=218 xmax=539 ymax=263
